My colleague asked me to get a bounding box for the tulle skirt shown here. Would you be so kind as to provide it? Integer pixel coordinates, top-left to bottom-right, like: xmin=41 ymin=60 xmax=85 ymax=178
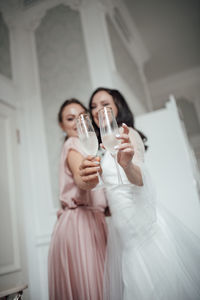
xmin=124 ymin=206 xmax=200 ymax=300
xmin=104 ymin=204 xmax=200 ymax=300
xmin=48 ymin=206 xmax=107 ymax=300
xmin=103 ymin=179 xmax=200 ymax=300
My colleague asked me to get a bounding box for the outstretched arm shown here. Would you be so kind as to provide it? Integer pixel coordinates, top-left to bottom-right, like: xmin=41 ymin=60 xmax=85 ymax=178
xmin=116 ymin=123 xmax=143 ymax=186
xmin=67 ymin=150 xmax=101 ymax=190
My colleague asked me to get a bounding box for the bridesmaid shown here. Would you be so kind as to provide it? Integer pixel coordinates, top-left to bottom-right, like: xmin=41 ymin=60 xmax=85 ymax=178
xmin=48 ymin=98 xmax=108 ymax=300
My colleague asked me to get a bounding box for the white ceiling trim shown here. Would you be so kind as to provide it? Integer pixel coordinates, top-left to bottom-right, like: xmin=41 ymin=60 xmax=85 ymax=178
xmin=149 ymin=66 xmax=200 ymax=99
xmin=100 ymin=0 xmax=150 ymax=67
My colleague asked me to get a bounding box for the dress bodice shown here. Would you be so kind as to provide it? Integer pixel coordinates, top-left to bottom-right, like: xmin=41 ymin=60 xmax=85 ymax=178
xmin=59 ymin=137 xmax=107 ymax=212
xmin=101 ymin=129 xmax=156 ymax=246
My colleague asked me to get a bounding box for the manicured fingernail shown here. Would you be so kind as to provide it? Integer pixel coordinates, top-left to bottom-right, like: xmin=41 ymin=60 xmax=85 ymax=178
xmin=94 ymin=161 xmax=100 ymax=164
xmin=114 ymin=145 xmax=119 ymax=150
xmin=116 ymin=134 xmax=120 ymax=138
xmin=122 ymin=123 xmax=126 ymax=126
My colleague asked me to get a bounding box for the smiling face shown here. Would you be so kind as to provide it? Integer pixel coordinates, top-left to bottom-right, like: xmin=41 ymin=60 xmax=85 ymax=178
xmin=90 ymin=90 xmax=118 ymax=127
xmin=60 ymin=103 xmax=86 ymax=137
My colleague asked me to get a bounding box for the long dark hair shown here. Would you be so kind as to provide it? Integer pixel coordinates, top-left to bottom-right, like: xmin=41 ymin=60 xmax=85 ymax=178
xmin=89 ymin=87 xmax=148 ymax=151
xmin=58 ymin=98 xmax=87 ymax=140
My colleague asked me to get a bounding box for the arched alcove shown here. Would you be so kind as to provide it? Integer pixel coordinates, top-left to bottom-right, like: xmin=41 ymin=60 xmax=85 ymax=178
xmin=35 ymin=4 xmax=92 ymax=207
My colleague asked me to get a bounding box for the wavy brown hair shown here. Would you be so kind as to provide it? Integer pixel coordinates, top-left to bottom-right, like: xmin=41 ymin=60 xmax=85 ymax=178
xmin=58 ymin=98 xmax=87 ymax=141
xmin=89 ymin=87 xmax=148 ymax=150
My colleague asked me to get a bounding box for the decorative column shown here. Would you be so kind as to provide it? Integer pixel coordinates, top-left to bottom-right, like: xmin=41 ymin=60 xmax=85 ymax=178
xmin=2 ymin=7 xmax=55 ymax=299
xmin=80 ymin=0 xmax=115 ymax=88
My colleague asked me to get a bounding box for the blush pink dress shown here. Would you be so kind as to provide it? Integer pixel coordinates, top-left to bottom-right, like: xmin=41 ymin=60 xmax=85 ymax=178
xmin=48 ymin=137 xmax=108 ymax=300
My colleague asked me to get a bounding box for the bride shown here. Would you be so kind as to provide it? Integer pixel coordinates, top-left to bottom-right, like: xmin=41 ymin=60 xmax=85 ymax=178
xmin=80 ymin=87 xmax=200 ymax=300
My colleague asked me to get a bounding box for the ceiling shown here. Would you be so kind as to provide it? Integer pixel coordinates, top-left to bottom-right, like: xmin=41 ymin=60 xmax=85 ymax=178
xmin=124 ymin=0 xmax=200 ymax=82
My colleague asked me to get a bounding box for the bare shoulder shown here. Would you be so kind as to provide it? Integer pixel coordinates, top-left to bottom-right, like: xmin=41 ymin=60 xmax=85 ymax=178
xmin=67 ymin=148 xmax=83 ymax=175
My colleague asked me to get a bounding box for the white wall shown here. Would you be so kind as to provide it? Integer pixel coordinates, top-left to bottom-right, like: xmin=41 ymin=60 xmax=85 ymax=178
xmin=136 ymin=99 xmax=200 ymax=238
xmin=149 ymin=67 xmax=200 ymax=111
xmin=149 ymin=67 xmax=200 ymax=170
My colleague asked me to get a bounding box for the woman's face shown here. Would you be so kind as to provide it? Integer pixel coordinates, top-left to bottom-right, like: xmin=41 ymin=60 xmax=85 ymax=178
xmin=90 ymin=91 xmax=118 ymax=127
xmin=60 ymin=103 xmax=86 ymax=137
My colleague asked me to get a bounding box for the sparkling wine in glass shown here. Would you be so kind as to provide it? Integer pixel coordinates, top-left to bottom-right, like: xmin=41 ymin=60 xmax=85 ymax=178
xmin=76 ymin=113 xmax=103 ymax=186
xmin=98 ymin=107 xmax=123 ymax=185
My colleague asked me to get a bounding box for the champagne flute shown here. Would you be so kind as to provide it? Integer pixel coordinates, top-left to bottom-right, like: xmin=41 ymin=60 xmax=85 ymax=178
xmin=98 ymin=107 xmax=123 ymax=185
xmin=76 ymin=113 xmax=103 ymax=186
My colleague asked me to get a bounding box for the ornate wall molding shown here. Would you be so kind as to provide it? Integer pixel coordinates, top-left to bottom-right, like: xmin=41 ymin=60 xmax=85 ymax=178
xmin=149 ymin=66 xmax=200 ymax=100
xmin=1 ymin=0 xmax=82 ymax=31
xmin=99 ymin=0 xmax=149 ymax=67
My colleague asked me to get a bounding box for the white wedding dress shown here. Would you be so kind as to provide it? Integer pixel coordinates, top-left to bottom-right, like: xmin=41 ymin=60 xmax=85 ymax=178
xmin=101 ymin=128 xmax=200 ymax=300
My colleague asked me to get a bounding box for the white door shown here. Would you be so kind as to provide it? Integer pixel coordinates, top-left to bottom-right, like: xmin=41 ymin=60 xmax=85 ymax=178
xmin=136 ymin=99 xmax=200 ymax=238
xmin=0 ymin=101 xmax=28 ymax=296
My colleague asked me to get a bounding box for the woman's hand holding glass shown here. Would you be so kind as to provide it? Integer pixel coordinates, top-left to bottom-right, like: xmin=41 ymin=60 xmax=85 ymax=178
xmin=114 ymin=123 xmax=143 ymax=186
xmin=115 ymin=123 xmax=135 ymax=169
xmin=76 ymin=113 xmax=103 ymax=188
xmin=98 ymin=107 xmax=135 ymax=185
xmin=79 ymin=155 xmax=102 ymax=187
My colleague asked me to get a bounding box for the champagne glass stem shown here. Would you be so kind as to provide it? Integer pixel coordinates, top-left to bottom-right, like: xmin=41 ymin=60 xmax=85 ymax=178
xmin=97 ymin=170 xmax=104 ymax=185
xmin=113 ymin=153 xmax=123 ymax=185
